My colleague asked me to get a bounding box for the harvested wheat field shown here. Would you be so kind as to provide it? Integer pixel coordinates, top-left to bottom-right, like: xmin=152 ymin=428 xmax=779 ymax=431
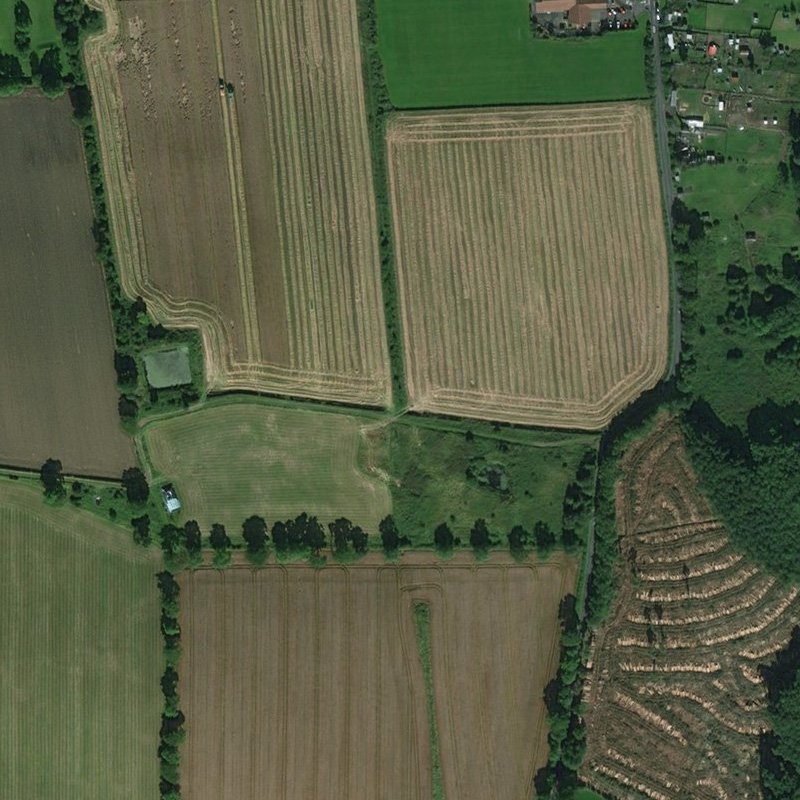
xmin=0 ymin=481 xmax=162 ymax=799
xmin=84 ymin=0 xmax=390 ymax=405
xmin=0 ymin=93 xmax=134 ymax=476
xmin=581 ymin=419 xmax=800 ymax=800
xmin=179 ymin=552 xmax=576 ymax=800
xmin=387 ymin=104 xmax=669 ymax=428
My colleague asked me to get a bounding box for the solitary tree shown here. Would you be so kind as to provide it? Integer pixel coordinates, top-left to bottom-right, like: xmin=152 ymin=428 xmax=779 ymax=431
xmin=534 ymin=521 xmax=556 ymax=556
xmin=329 ymin=517 xmax=353 ymax=554
xmin=303 ymin=515 xmax=326 ymax=556
xmin=131 ymin=514 xmax=151 ymax=547
xmin=242 ymin=515 xmax=268 ymax=565
xmin=39 ymin=458 xmax=65 ymax=500
xmin=469 ymin=518 xmax=491 ymax=552
xmin=121 ymin=467 xmax=149 ymax=505
xmin=508 ymin=525 xmax=529 ymax=554
xmin=35 ymin=46 xmax=63 ymax=96
xmin=350 ymin=524 xmax=368 ymax=554
xmin=271 ymin=520 xmax=289 ymax=551
xmin=434 ymin=522 xmax=454 ymax=552
xmin=184 ymin=520 xmax=202 ymax=554
xmin=379 ymin=515 xmax=400 ymax=553
xmin=209 ymin=522 xmax=231 ymax=568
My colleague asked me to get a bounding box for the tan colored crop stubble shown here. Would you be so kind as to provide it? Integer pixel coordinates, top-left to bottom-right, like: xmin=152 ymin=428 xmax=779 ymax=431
xmin=387 ymin=103 xmax=669 ymax=429
xmin=84 ymin=0 xmax=391 ymax=406
xmin=179 ymin=552 xmax=575 ymax=800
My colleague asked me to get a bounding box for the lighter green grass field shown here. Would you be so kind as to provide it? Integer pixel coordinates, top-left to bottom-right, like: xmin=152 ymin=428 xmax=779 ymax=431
xmin=0 ymin=0 xmax=60 ymax=55
xmin=141 ymin=400 xmax=392 ymax=535
xmin=574 ymin=790 xmax=607 ymax=800
xmin=772 ymin=12 xmax=800 ymax=47
xmin=0 ymin=481 xmax=161 ymax=799
xmin=689 ymin=0 xmax=783 ymax=33
xmin=376 ymin=0 xmax=648 ymax=108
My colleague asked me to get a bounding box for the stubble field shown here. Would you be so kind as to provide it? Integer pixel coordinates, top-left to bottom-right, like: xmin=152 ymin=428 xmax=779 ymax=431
xmin=386 ymin=103 xmax=669 ymax=429
xmin=179 ymin=553 xmax=575 ymax=800
xmin=581 ymin=419 xmax=800 ymax=800
xmin=85 ymin=0 xmax=390 ymax=405
xmin=0 ymin=93 xmax=134 ymax=476
xmin=0 ymin=481 xmax=162 ymax=799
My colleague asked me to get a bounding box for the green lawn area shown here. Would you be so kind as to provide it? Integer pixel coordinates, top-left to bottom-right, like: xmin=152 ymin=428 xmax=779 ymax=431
xmin=368 ymin=417 xmax=597 ymax=545
xmin=0 ymin=480 xmax=161 ymax=799
xmin=771 ymin=11 xmax=800 ymax=47
xmin=574 ymin=790 xmax=608 ymax=800
xmin=141 ymin=400 xmax=392 ymax=536
xmin=0 ymin=0 xmax=60 ymax=56
xmin=690 ymin=0 xmax=783 ymax=33
xmin=376 ymin=0 xmax=648 ymax=108
xmin=679 ymin=127 xmax=800 ymax=426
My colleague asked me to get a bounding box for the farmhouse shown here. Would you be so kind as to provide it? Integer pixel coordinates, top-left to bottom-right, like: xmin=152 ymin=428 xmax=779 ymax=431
xmin=161 ymin=484 xmax=181 ymax=514
xmin=532 ymin=0 xmax=618 ymax=30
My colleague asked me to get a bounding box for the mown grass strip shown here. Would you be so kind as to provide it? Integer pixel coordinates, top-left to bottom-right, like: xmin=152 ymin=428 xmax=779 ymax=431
xmin=413 ymin=601 xmax=445 ymax=800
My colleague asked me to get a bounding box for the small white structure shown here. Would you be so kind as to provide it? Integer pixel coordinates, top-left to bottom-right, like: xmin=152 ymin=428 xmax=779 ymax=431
xmin=667 ymin=32 xmax=675 ymax=50
xmin=685 ymin=116 xmax=705 ymax=130
xmin=161 ymin=484 xmax=182 ymax=515
xmin=718 ymin=99 xmax=725 ymax=111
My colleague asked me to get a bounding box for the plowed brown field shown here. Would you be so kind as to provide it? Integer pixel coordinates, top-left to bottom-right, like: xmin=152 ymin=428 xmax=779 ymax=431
xmin=581 ymin=419 xmax=800 ymax=800
xmin=84 ymin=0 xmax=390 ymax=405
xmin=0 ymin=93 xmax=133 ymax=476
xmin=386 ymin=104 xmax=669 ymax=429
xmin=179 ymin=552 xmax=576 ymax=800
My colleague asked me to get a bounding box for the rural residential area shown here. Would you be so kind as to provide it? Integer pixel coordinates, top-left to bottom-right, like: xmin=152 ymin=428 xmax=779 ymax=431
xmin=2 ymin=0 xmax=800 ymax=799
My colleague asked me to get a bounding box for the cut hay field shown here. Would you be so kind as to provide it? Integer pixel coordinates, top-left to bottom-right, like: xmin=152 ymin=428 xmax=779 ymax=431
xmin=386 ymin=104 xmax=669 ymax=429
xmin=582 ymin=419 xmax=800 ymax=800
xmin=179 ymin=552 xmax=576 ymax=800
xmin=141 ymin=402 xmax=391 ymax=534
xmin=0 ymin=93 xmax=134 ymax=476
xmin=0 ymin=481 xmax=162 ymax=799
xmin=84 ymin=0 xmax=390 ymax=405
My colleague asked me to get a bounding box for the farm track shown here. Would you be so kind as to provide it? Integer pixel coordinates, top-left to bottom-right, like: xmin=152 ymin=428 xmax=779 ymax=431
xmin=386 ymin=104 xmax=669 ymax=429
xmin=84 ymin=0 xmax=391 ymax=406
xmin=581 ymin=419 xmax=800 ymax=800
xmin=179 ymin=553 xmax=575 ymax=800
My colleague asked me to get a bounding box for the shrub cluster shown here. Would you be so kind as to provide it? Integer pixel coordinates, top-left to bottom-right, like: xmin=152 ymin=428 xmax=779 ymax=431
xmin=157 ymin=571 xmax=184 ymax=800
xmin=356 ymin=0 xmax=406 ymax=407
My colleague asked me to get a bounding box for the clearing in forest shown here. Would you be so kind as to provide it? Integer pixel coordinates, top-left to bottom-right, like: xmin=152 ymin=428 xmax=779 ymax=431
xmin=386 ymin=103 xmax=669 ymax=429
xmin=0 ymin=481 xmax=162 ymax=799
xmin=179 ymin=552 xmax=576 ymax=800
xmin=581 ymin=419 xmax=800 ymax=800
xmin=0 ymin=93 xmax=134 ymax=476
xmin=141 ymin=402 xmax=391 ymax=534
xmin=84 ymin=0 xmax=391 ymax=405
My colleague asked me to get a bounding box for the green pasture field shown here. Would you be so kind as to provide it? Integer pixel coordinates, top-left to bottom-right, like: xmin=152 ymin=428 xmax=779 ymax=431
xmin=772 ymin=11 xmax=800 ymax=47
xmin=140 ymin=398 xmax=596 ymax=547
xmin=143 ymin=346 xmax=192 ymax=388
xmin=0 ymin=480 xmax=161 ymax=799
xmin=0 ymin=0 xmax=60 ymax=57
xmin=375 ymin=0 xmax=648 ymax=108
xmin=574 ymin=790 xmax=607 ymax=800
xmin=140 ymin=400 xmax=392 ymax=536
xmin=688 ymin=0 xmax=783 ymax=33
xmin=365 ymin=417 xmax=597 ymax=545
xmin=680 ymin=127 xmax=800 ymax=426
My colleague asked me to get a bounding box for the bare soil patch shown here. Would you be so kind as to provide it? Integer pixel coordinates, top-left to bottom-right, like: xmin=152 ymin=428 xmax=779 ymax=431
xmin=386 ymin=104 xmax=669 ymax=428
xmin=0 ymin=93 xmax=133 ymax=476
xmin=84 ymin=0 xmax=391 ymax=406
xmin=581 ymin=419 xmax=800 ymax=800
xmin=180 ymin=552 xmax=576 ymax=800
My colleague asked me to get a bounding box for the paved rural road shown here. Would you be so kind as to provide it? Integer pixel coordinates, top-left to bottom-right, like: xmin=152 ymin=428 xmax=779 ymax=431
xmin=649 ymin=0 xmax=681 ymax=377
